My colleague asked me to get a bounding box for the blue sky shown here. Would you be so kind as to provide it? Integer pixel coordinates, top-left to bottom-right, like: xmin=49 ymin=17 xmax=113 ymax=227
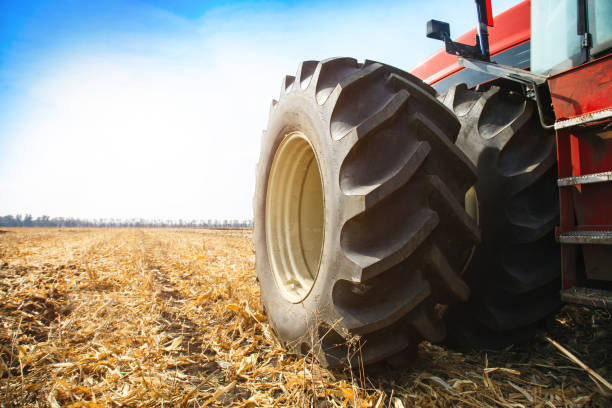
xmin=0 ymin=0 xmax=521 ymax=220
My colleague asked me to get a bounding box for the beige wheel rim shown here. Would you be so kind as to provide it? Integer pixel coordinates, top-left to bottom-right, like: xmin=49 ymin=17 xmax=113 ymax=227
xmin=266 ymin=132 xmax=325 ymax=303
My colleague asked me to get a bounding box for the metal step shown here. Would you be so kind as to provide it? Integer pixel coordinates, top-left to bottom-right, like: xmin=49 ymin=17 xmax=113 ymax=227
xmin=561 ymin=287 xmax=612 ymax=310
xmin=558 ymin=230 xmax=612 ymax=245
xmin=558 ymin=171 xmax=612 ymax=187
xmin=554 ymin=108 xmax=612 ymax=130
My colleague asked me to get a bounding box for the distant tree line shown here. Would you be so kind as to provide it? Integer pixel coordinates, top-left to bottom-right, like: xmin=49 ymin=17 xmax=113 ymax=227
xmin=0 ymin=214 xmax=253 ymax=229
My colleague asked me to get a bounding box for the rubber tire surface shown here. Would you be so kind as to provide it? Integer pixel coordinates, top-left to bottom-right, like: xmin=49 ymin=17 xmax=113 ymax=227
xmin=439 ymin=84 xmax=561 ymax=349
xmin=254 ymin=58 xmax=480 ymax=367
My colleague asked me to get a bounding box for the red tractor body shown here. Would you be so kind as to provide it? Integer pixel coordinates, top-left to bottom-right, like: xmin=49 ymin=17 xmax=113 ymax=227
xmin=412 ymin=0 xmax=612 ymax=307
xmin=551 ymin=54 xmax=612 ymax=300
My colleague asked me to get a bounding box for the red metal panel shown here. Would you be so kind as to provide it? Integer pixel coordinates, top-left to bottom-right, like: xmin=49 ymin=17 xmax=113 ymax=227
xmin=556 ymin=130 xmax=575 ymax=231
xmin=548 ymin=54 xmax=612 ymax=120
xmin=410 ymin=0 xmax=530 ymax=85
xmin=568 ymin=128 xmax=612 ymax=228
xmin=557 ymin=128 xmax=612 ymax=285
xmin=557 ymin=129 xmax=577 ymax=290
xmin=558 ymin=127 xmax=612 ymax=282
xmin=574 ymin=129 xmax=612 ymax=176
xmin=554 ymin=54 xmax=612 ymax=285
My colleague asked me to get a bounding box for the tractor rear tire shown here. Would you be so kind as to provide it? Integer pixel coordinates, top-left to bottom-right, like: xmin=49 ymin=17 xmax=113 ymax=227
xmin=439 ymin=83 xmax=561 ymax=348
xmin=253 ymin=58 xmax=480 ymax=367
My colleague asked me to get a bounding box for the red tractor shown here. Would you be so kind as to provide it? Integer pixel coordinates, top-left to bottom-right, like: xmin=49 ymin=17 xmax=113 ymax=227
xmin=254 ymin=0 xmax=612 ymax=367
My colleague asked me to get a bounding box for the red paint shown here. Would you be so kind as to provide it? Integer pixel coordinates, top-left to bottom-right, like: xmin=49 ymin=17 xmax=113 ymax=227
xmin=555 ymin=55 xmax=612 ymax=284
xmin=570 ymin=134 xmax=582 ymax=193
xmin=410 ymin=0 xmax=530 ymax=85
xmin=558 ymin=125 xmax=612 ymax=285
xmin=548 ymin=54 xmax=612 ymax=120
xmin=557 ymin=131 xmax=577 ymax=290
xmin=557 ymin=129 xmax=612 ymax=226
xmin=564 ymin=128 xmax=612 ymax=227
xmin=486 ymin=0 xmax=494 ymax=26
xmin=556 ymin=130 xmax=576 ymax=232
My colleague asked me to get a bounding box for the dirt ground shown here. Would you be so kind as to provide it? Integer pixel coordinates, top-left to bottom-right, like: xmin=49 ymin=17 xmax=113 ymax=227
xmin=0 ymin=228 xmax=610 ymax=407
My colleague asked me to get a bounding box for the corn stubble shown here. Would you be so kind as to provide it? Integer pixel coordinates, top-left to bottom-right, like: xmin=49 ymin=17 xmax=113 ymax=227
xmin=0 ymin=228 xmax=609 ymax=407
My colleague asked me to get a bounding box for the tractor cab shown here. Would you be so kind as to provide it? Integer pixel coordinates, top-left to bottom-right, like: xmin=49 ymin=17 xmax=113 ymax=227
xmin=531 ymin=0 xmax=612 ymax=75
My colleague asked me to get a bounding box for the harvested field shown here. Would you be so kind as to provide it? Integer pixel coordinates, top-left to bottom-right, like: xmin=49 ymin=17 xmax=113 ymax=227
xmin=0 ymin=228 xmax=610 ymax=407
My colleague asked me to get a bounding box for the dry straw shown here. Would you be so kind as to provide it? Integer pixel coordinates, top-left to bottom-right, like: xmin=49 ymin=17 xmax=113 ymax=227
xmin=1 ymin=228 xmax=610 ymax=407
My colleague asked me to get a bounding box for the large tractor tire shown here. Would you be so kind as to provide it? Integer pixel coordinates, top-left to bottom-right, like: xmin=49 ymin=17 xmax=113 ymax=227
xmin=439 ymin=83 xmax=561 ymax=348
xmin=254 ymin=58 xmax=480 ymax=367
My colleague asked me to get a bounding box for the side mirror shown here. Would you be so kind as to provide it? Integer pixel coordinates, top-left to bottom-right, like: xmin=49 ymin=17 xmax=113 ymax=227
xmin=426 ymin=20 xmax=450 ymax=41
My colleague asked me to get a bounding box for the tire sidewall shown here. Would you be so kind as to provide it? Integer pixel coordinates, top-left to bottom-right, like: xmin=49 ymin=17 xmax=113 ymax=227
xmin=254 ymin=90 xmax=344 ymax=349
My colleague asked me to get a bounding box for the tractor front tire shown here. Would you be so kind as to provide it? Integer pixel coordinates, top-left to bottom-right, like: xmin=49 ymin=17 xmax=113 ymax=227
xmin=254 ymin=58 xmax=480 ymax=367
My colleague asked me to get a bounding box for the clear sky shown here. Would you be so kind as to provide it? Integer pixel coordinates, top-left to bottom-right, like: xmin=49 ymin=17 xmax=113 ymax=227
xmin=0 ymin=0 xmax=522 ymax=220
